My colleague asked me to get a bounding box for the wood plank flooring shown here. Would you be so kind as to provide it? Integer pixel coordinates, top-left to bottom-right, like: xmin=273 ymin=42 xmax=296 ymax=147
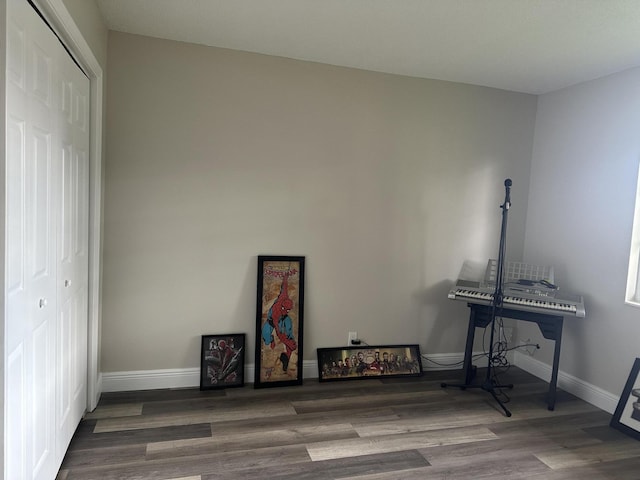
xmin=56 ymin=368 xmax=640 ymax=479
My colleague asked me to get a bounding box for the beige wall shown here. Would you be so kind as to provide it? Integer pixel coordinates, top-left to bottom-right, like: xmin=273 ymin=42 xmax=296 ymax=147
xmin=103 ymin=31 xmax=537 ymax=372
xmin=522 ymin=66 xmax=640 ymax=397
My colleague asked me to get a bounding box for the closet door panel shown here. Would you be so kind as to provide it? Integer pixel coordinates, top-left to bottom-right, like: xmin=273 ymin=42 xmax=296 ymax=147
xmin=56 ymin=295 xmax=72 ymax=455
xmin=30 ymin=318 xmax=54 ymax=479
xmin=6 ymin=346 xmax=26 ymax=479
xmin=6 ymin=1 xmax=69 ymax=479
xmin=24 ymin=34 xmax=57 ymax=480
xmin=56 ymin=43 xmax=90 ymax=457
xmin=6 ymin=10 xmax=29 ymax=479
xmin=6 ymin=116 xmax=27 ymax=354
xmin=59 ymin=141 xmax=73 ymax=297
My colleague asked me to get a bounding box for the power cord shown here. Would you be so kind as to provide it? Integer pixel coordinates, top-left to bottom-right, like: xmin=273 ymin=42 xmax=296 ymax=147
xmin=351 ymin=334 xmax=539 ymax=378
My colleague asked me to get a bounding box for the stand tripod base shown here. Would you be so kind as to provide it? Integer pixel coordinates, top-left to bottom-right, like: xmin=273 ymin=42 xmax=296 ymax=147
xmin=441 ymin=379 xmax=514 ymax=417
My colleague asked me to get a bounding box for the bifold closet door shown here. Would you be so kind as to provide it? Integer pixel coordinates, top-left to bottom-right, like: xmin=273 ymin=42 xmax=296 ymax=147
xmin=56 ymin=25 xmax=90 ymax=461
xmin=6 ymin=0 xmax=90 ymax=478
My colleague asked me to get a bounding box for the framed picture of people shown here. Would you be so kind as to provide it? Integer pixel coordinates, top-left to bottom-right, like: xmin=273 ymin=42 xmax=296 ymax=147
xmin=317 ymin=344 xmax=423 ymax=382
xmin=254 ymin=255 xmax=305 ymax=388
xmin=200 ymin=333 xmax=246 ymax=390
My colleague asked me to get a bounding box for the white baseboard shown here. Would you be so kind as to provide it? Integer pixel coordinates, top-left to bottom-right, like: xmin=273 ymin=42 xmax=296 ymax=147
xmin=101 ymin=361 xmax=319 ymax=392
xmin=420 ymin=352 xmax=465 ymax=370
xmin=102 ymin=367 xmax=201 ymax=392
xmin=514 ymin=351 xmax=619 ymax=414
xmin=101 ymin=352 xmax=469 ymax=393
xmin=101 ymin=352 xmax=620 ymax=415
xmin=100 ymin=353 xmax=480 ymax=392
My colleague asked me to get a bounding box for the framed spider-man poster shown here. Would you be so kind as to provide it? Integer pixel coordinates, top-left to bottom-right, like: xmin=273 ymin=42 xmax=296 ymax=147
xmin=200 ymin=333 xmax=245 ymax=390
xmin=254 ymin=255 xmax=305 ymax=388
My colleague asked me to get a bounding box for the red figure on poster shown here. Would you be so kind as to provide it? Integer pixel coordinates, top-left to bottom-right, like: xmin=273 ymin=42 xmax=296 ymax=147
xmin=261 ymin=269 xmax=298 ymax=372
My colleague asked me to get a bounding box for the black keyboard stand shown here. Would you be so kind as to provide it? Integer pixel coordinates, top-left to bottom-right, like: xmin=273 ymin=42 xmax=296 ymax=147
xmin=458 ymin=303 xmax=564 ymax=411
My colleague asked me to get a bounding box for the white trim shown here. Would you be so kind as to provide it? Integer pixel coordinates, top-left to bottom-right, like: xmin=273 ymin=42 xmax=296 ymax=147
xmin=32 ymin=0 xmax=103 ymax=411
xmin=1 ymin=3 xmax=7 ymax=477
xmin=514 ymin=351 xmax=619 ymax=413
xmin=102 ymin=361 xmax=319 ymax=392
xmin=102 ymin=368 xmax=202 ymax=393
xmin=302 ymin=359 xmax=318 ymax=379
xmin=420 ymin=351 xmax=504 ymax=371
xmin=102 ymin=354 xmax=470 ymax=393
xmin=101 ymin=352 xmax=473 ymax=392
xmin=421 ymin=352 xmax=465 ymax=370
xmin=95 ymin=371 xmax=103 ymax=397
xmin=100 ymin=353 xmax=620 ymax=415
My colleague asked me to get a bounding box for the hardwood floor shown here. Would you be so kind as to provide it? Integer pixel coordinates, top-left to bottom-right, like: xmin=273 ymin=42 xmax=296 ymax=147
xmin=56 ymin=367 xmax=640 ymax=479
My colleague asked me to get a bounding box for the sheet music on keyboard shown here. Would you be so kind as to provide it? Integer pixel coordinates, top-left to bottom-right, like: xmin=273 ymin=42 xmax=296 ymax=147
xmin=448 ymin=259 xmax=586 ymax=317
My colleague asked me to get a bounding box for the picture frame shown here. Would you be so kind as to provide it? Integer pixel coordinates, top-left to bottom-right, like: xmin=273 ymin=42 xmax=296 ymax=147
xmin=317 ymin=344 xmax=423 ymax=382
xmin=254 ymin=256 xmax=305 ymax=388
xmin=610 ymin=357 xmax=640 ymax=440
xmin=200 ymin=333 xmax=246 ymax=390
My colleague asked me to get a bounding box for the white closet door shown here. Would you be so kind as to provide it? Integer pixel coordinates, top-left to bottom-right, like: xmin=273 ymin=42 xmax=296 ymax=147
xmin=6 ymin=0 xmax=90 ymax=478
xmin=56 ymin=43 xmax=90 ymax=459
xmin=7 ymin=2 xmax=58 ymax=478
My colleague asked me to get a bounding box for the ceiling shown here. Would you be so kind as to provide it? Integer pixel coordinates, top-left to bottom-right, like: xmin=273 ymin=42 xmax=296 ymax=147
xmin=96 ymin=0 xmax=640 ymax=95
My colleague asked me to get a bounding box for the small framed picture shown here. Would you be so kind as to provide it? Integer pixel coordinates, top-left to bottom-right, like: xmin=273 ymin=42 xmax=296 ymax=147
xmin=610 ymin=357 xmax=640 ymax=440
xmin=317 ymin=344 xmax=423 ymax=382
xmin=200 ymin=333 xmax=246 ymax=390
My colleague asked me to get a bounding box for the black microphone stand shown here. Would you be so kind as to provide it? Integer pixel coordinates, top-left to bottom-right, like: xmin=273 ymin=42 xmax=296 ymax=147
xmin=441 ymin=179 xmax=514 ymax=417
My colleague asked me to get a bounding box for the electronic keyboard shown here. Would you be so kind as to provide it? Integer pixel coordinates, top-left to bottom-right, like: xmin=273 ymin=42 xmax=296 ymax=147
xmin=448 ymin=283 xmax=585 ymax=318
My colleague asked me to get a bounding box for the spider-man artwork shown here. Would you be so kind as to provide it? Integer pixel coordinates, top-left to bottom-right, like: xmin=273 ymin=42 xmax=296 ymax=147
xmin=255 ymin=257 xmax=305 ymax=387
xmin=200 ymin=334 xmax=245 ymax=390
